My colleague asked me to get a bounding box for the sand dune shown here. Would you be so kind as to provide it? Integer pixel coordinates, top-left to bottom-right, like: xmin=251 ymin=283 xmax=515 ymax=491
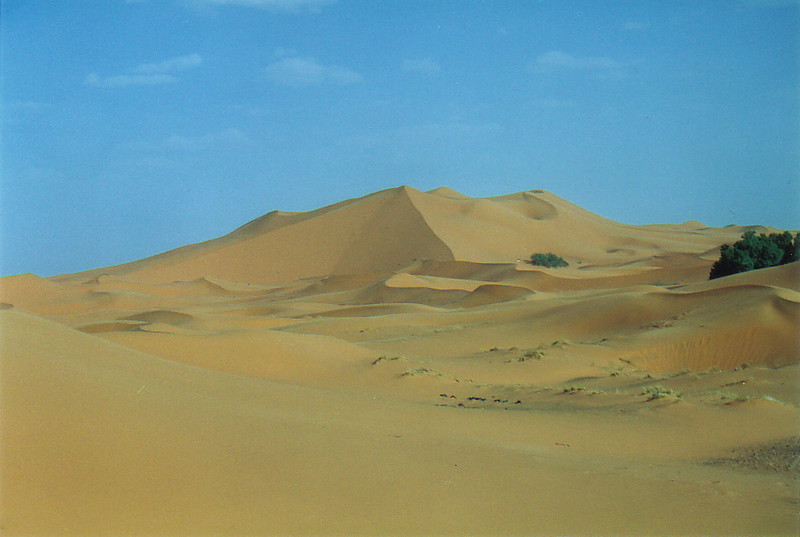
xmin=121 ymin=309 xmax=196 ymax=325
xmin=0 ymin=272 xmax=84 ymax=313
xmin=51 ymin=186 xmax=756 ymax=286
xmin=2 ymin=186 xmax=798 ymax=536
xmin=450 ymin=283 xmax=534 ymax=308
xmin=102 ymin=327 xmax=374 ymax=384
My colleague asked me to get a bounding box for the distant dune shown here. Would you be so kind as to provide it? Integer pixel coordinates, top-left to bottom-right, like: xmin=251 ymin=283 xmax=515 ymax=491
xmin=50 ymin=185 xmax=768 ymax=285
xmin=2 ymin=186 xmax=798 ymax=536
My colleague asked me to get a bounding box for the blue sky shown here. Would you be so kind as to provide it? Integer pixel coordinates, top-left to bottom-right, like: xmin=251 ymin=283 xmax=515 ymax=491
xmin=2 ymin=0 xmax=798 ymax=277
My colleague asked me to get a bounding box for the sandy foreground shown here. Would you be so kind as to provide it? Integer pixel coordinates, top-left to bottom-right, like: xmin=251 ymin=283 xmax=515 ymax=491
xmin=1 ymin=186 xmax=798 ymax=536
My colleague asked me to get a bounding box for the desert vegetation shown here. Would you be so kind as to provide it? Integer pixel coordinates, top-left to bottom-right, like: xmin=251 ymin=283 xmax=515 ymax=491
xmin=529 ymin=252 xmax=569 ymax=268
xmin=710 ymin=230 xmax=799 ymax=279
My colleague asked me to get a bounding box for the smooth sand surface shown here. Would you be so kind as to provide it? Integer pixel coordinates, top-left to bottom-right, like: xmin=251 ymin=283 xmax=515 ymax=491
xmin=2 ymin=186 xmax=798 ymax=536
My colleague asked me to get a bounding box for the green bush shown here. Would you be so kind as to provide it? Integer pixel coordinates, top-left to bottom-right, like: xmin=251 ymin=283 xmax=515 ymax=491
xmin=709 ymin=230 xmax=799 ymax=279
xmin=529 ymin=252 xmax=569 ymax=268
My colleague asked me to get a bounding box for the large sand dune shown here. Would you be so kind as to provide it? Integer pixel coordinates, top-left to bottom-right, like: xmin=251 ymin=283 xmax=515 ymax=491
xmin=50 ymin=186 xmax=762 ymax=285
xmin=2 ymin=186 xmax=798 ymax=536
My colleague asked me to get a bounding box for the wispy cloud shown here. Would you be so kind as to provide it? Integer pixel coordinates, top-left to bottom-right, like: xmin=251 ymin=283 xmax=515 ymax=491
xmin=6 ymin=100 xmax=52 ymax=112
xmin=735 ymin=0 xmax=799 ymax=7
xmin=532 ymin=51 xmax=625 ymax=80
xmin=401 ymin=58 xmax=441 ymax=75
xmin=623 ymin=21 xmax=648 ymax=31
xmin=85 ymin=73 xmax=179 ymax=88
xmin=265 ymin=55 xmax=362 ymax=87
xmin=182 ymin=0 xmax=336 ymax=12
xmin=336 ymin=121 xmax=503 ymax=153
xmin=85 ymin=54 xmax=203 ymax=88
xmin=120 ymin=128 xmax=251 ymax=152
xmin=531 ymin=98 xmax=578 ymax=109
xmin=165 ymin=128 xmax=251 ymax=151
xmin=134 ymin=53 xmax=203 ymax=74
xmin=536 ymin=51 xmax=622 ymax=71
xmin=401 ymin=122 xmax=503 ymax=142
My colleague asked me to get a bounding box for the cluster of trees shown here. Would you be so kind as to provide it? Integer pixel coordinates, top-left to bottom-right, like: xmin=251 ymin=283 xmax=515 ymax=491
xmin=529 ymin=252 xmax=569 ymax=268
xmin=709 ymin=230 xmax=799 ymax=279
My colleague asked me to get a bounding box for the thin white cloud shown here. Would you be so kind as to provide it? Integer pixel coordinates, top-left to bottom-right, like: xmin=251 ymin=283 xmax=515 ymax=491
xmin=336 ymin=121 xmax=503 ymax=153
xmin=395 ymin=121 xmax=503 ymax=146
xmin=265 ymin=56 xmax=362 ymax=87
xmin=6 ymin=101 xmax=51 ymax=112
xmin=531 ymin=98 xmax=578 ymax=109
xmin=84 ymin=73 xmax=179 ymax=88
xmin=402 ymin=58 xmax=441 ymax=75
xmin=532 ymin=51 xmax=625 ymax=80
xmin=183 ymin=0 xmax=336 ymax=12
xmin=623 ymin=21 xmax=648 ymax=31
xmin=165 ymin=128 xmax=251 ymax=151
xmin=536 ymin=51 xmax=621 ymax=71
xmin=120 ymin=128 xmax=251 ymax=152
xmin=134 ymin=53 xmax=203 ymax=74
xmin=736 ymin=0 xmax=799 ymax=7
xmin=85 ymin=54 xmax=202 ymax=88
xmin=274 ymin=47 xmax=299 ymax=58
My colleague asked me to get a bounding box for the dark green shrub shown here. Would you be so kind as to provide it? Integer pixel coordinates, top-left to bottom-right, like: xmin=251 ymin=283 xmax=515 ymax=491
xmin=529 ymin=252 xmax=569 ymax=268
xmin=709 ymin=230 xmax=799 ymax=279
xmin=772 ymin=230 xmax=800 ymax=265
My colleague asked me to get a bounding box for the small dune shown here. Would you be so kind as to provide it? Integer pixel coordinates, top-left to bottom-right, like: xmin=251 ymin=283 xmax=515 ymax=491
xmin=0 ymin=272 xmax=79 ymax=311
xmin=309 ymin=303 xmax=442 ymax=318
xmin=384 ymin=272 xmax=484 ymax=292
xmin=353 ymin=277 xmax=471 ymax=307
xmin=101 ymin=327 xmax=375 ymax=385
xmin=77 ymin=320 xmax=148 ymax=333
xmin=121 ymin=309 xmax=196 ymax=326
xmin=450 ymin=283 xmax=533 ymax=308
